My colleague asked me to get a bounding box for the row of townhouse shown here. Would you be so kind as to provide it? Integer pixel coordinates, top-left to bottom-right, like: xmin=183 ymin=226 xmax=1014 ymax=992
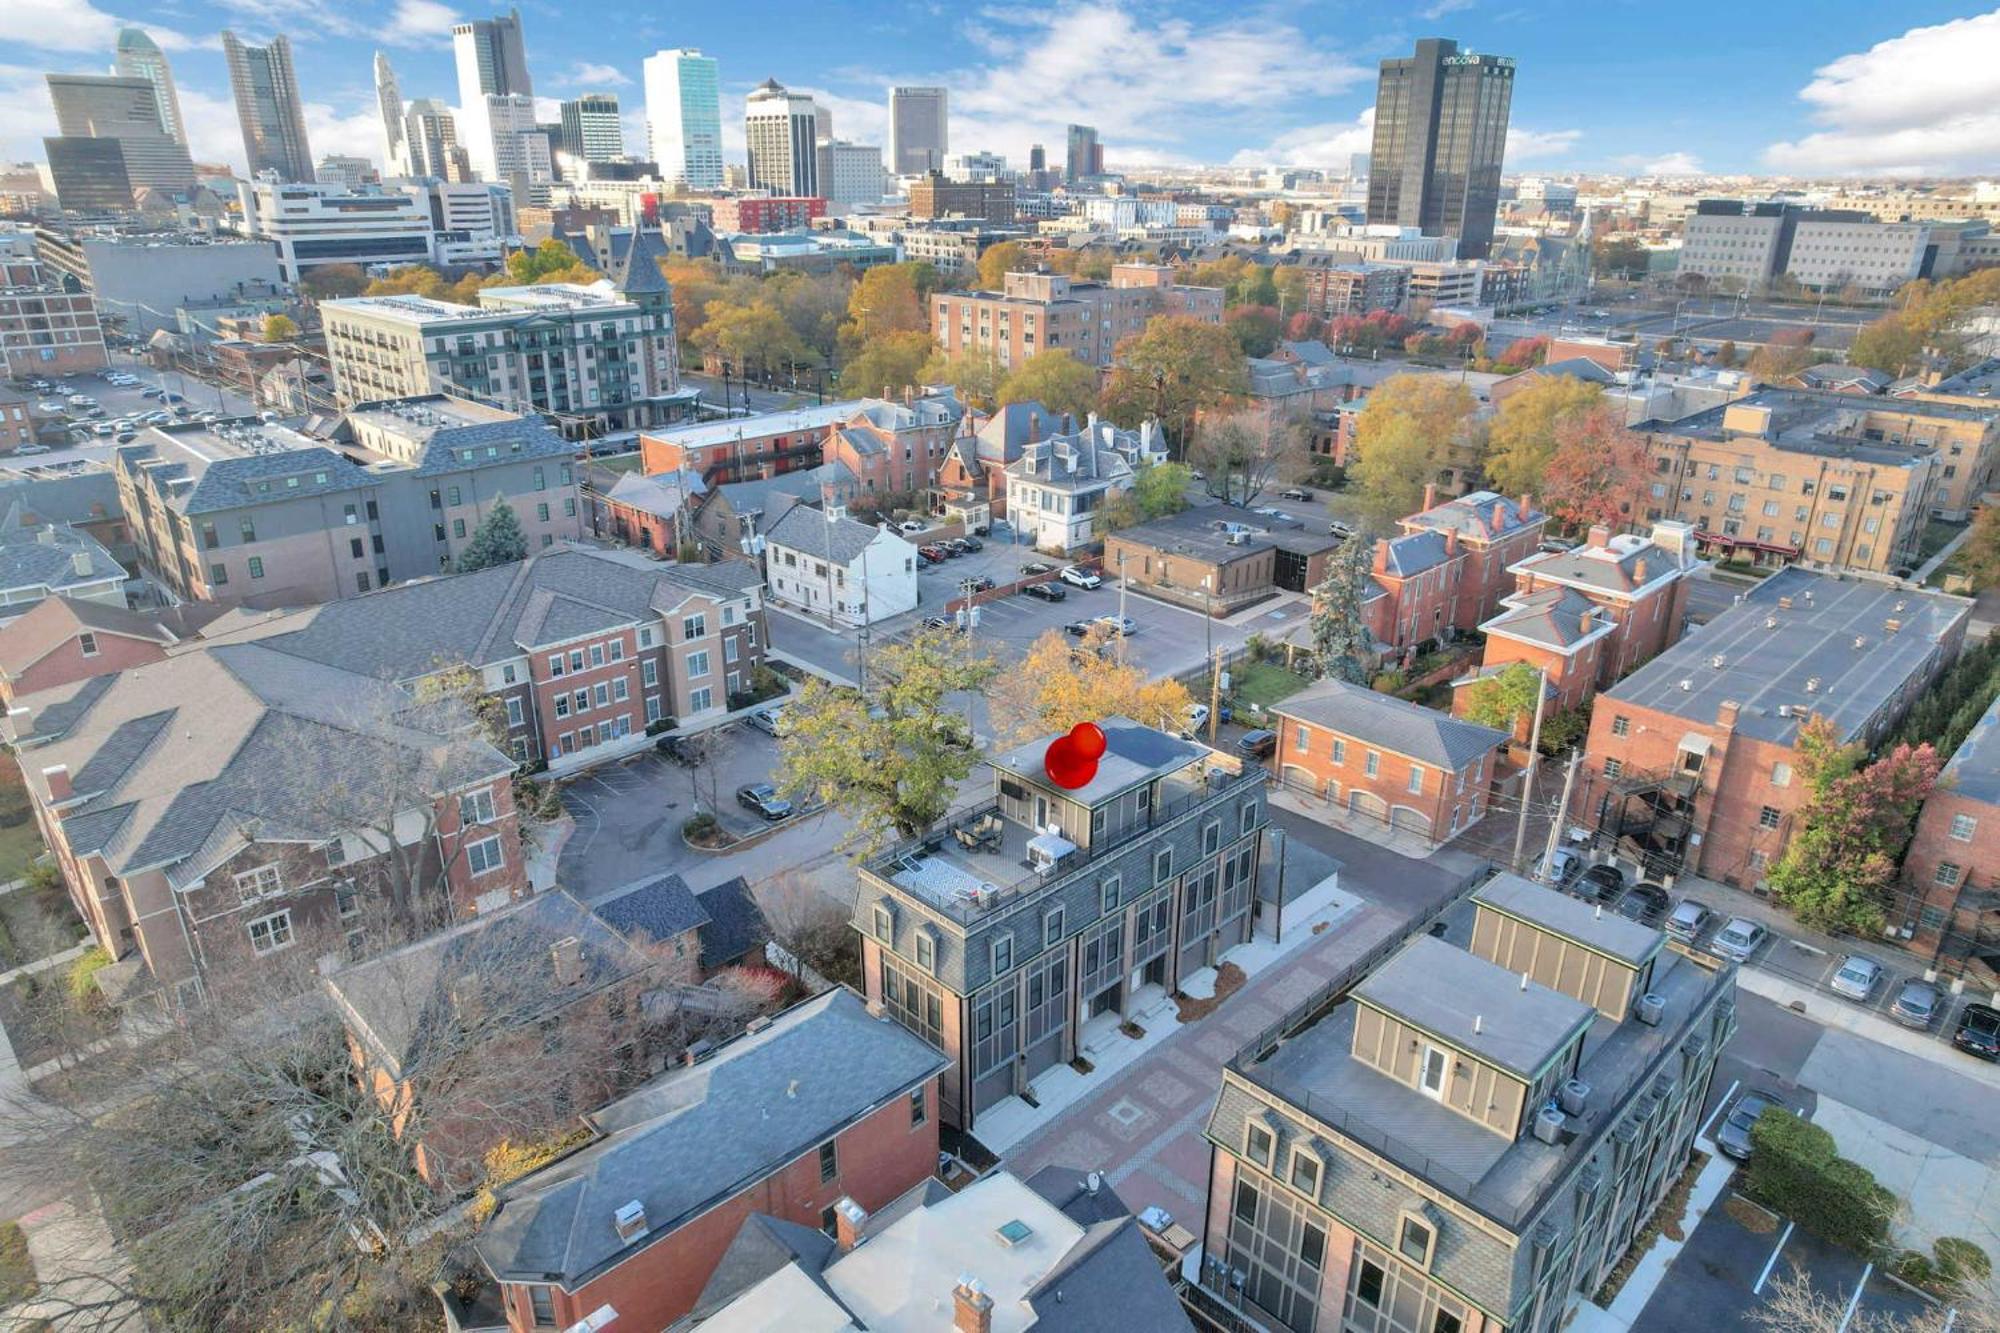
xmin=114 ymin=396 xmax=586 ymax=609
xmin=1363 ymin=489 xmax=1548 ymax=659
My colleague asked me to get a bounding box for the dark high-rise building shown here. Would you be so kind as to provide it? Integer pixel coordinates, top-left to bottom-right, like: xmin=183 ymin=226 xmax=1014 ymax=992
xmin=1065 ymin=123 xmax=1099 ymax=183
xmin=42 ymin=137 xmax=134 ymax=211
xmin=222 ymin=31 xmax=315 ymax=182
xmin=1028 ymin=144 xmax=1045 ymax=172
xmin=1366 ymin=38 xmax=1514 ymax=259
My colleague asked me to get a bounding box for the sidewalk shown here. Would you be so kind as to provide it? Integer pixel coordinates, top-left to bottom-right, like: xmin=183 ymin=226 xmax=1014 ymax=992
xmin=1566 ymin=1149 xmax=1740 ymax=1332
xmin=7 ymin=1194 xmax=141 ymax=1331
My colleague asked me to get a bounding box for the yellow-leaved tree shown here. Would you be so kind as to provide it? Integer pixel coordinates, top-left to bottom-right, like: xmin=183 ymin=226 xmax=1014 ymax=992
xmin=991 ymin=629 xmax=1196 ymax=748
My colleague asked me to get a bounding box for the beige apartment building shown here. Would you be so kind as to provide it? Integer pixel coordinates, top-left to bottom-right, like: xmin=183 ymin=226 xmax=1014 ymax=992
xmin=929 ymin=263 xmax=1222 ymax=369
xmin=1635 ymin=389 xmax=2000 ymax=572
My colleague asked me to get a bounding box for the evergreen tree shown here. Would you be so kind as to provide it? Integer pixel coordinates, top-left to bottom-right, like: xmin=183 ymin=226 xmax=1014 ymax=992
xmin=456 ymin=500 xmax=529 ymax=573
xmin=1308 ymin=536 xmax=1373 ymax=683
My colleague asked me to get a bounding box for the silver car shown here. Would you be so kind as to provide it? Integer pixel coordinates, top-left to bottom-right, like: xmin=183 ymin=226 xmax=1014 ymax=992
xmin=1890 ymin=978 xmax=1939 ymax=1029
xmin=1830 ymin=955 xmax=1883 ymax=1002
xmin=1665 ymin=898 xmax=1713 ymax=942
xmin=1711 ymin=917 xmax=1766 ymax=962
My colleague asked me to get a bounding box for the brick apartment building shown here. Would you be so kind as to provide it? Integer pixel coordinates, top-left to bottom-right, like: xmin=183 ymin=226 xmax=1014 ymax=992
xmin=1399 ymin=487 xmax=1548 ymax=630
xmin=639 ymin=399 xmax=862 ymax=485
xmin=6 ymin=640 xmax=527 ymax=1013
xmin=1302 ymin=262 xmax=1409 ymax=318
xmin=907 ymin=170 xmax=1016 ymax=224
xmin=709 ymin=195 xmax=827 ymax=233
xmin=1902 ymin=696 xmax=2000 ymax=972
xmin=590 ymin=469 xmax=703 ymax=558
xmin=1104 ymin=504 xmax=1342 ymax=612
xmin=469 ymin=989 xmax=948 ymax=1332
xmin=1199 ymin=875 xmax=1734 ymax=1333
xmin=1270 ymin=679 xmax=1508 ymax=844
xmin=1465 ymin=521 xmax=1700 ymax=719
xmin=326 ymin=890 xmax=662 ymax=1191
xmin=854 ymin=720 xmax=1267 ymax=1131
xmin=930 ymin=264 xmax=1224 ymax=369
xmin=822 ymin=392 xmax=968 ymax=497
xmin=114 ymin=398 xmax=585 ymax=608
xmin=0 ymin=595 xmax=217 ymax=707
xmin=1579 ymin=569 xmax=1969 ymax=886
xmin=0 ymin=388 xmax=37 ymax=453
xmin=196 ymin=545 xmax=768 ymax=771
xmin=1637 ymin=391 xmax=1999 ymax=569
xmin=1 ymin=256 xmax=107 ymax=379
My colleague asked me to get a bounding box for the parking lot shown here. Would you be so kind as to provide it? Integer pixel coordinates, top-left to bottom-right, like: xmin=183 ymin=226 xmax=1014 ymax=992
xmin=9 ymin=364 xmax=257 ymax=471
xmin=1630 ymin=1195 xmax=1935 ymax=1332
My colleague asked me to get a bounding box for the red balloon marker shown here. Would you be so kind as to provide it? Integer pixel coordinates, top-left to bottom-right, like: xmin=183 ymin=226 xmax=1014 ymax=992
xmin=1045 ymin=722 xmax=1106 ymax=789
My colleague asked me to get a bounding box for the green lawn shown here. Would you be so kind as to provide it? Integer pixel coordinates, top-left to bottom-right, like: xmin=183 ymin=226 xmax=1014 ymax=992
xmin=0 ymin=822 xmax=44 ymax=887
xmin=1920 ymin=518 xmax=1968 ymax=561
xmin=1231 ymin=661 xmax=1313 ymax=711
xmin=0 ymin=1219 xmax=36 ymax=1307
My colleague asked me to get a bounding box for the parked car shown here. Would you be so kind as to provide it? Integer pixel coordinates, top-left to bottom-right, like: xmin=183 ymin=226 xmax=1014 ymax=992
xmin=1278 ymin=487 xmax=1312 ymax=501
xmin=1022 ymin=561 xmax=1054 ymax=576
xmin=1063 ymin=619 xmax=1094 ymax=638
xmin=1616 ymin=882 xmax=1671 ymax=926
xmin=1252 ymin=506 xmax=1286 ymax=519
xmin=114 ymin=431 xmax=136 ymax=444
xmin=965 ymin=574 xmax=995 ymax=592
xmin=1951 ymin=1003 xmax=2000 ymax=1060
xmin=1830 ymin=955 xmax=1883 ymax=1002
xmin=1715 ymin=1089 xmax=1788 ymax=1161
xmin=1890 ymin=979 xmax=1941 ymax=1029
xmin=1180 ymin=703 xmax=1210 ymax=737
xmin=1094 ymin=614 xmax=1136 ymax=636
xmin=958 ymin=535 xmax=984 ymax=551
xmin=1060 ymin=565 xmax=1102 ymax=589
xmin=141 ymin=388 xmax=163 ymax=399
xmin=1664 ymin=898 xmax=1713 ymax=942
xmin=15 ymin=444 xmax=50 ymax=456
xmin=1236 ymin=729 xmax=1278 ymax=759
xmin=1327 ymin=520 xmax=1355 ymax=539
xmin=1022 ymin=581 xmax=1066 ymax=602
xmin=746 ymin=707 xmax=785 ymax=737
xmin=918 ymin=545 xmax=948 ymax=562
xmin=1538 ymin=849 xmax=1582 ymax=888
xmin=897 ymin=519 xmax=925 ymax=534
xmin=654 ymin=733 xmax=697 ymax=764
xmin=940 ymin=539 xmax=968 ymax=557
xmin=1578 ymin=863 xmax=1626 ymax=902
xmin=735 ymin=783 xmax=793 ymax=821
xmin=1711 ymin=917 xmax=1768 ymax=962
xmin=923 ymin=615 xmax=953 ymax=630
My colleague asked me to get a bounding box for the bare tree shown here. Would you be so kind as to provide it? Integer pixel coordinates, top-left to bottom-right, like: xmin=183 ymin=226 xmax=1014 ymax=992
xmin=752 ymin=870 xmax=852 ymax=988
xmin=1750 ymin=1265 xmax=1996 ymax=1333
xmin=1186 ymin=409 xmax=1311 ymax=506
xmin=0 ymin=895 xmax=684 ymax=1333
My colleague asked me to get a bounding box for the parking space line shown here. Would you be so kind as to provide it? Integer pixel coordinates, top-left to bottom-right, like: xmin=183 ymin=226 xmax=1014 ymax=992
xmin=1698 ymin=1078 xmax=1740 ymax=1141
xmin=1753 ymin=1220 xmax=1795 ymax=1295
xmin=1834 ymin=1262 xmax=1872 ymax=1333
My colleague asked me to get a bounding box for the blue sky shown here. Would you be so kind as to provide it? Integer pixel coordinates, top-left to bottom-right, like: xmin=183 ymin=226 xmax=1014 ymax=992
xmin=6 ymin=0 xmax=2000 ymax=179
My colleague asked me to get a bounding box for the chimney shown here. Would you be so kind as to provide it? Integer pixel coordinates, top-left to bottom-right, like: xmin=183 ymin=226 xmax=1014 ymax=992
xmin=41 ymin=764 xmax=71 ymax=802
xmin=71 ymin=552 xmax=92 ymax=577
xmin=1421 ymin=482 xmax=1437 ymax=511
xmin=1371 ymin=539 xmax=1389 ymax=577
xmin=1491 ymin=501 xmax=1506 ymax=532
xmin=612 ymin=1200 xmax=647 ymax=1243
xmin=953 ymin=1277 xmax=994 ymax=1333
xmin=1716 ymin=700 xmax=1740 ymax=731
xmin=551 ymin=936 xmax=585 ymax=986
xmin=35 ymin=528 xmax=55 ymax=546
xmin=833 ymin=1196 xmax=867 ymax=1251
xmin=1633 ymin=557 xmax=1649 ymax=584
xmin=1521 ymin=493 xmax=1533 ymax=518
xmin=1445 ymin=529 xmax=1459 ymax=556
xmin=1587 ymin=524 xmax=1611 ymax=549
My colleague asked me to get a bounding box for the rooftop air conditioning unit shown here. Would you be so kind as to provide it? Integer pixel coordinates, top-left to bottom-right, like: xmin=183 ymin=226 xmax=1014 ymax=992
xmin=1532 ymin=1105 xmax=1566 ymax=1145
xmin=1559 ymin=1079 xmax=1591 ymax=1115
xmin=1636 ymin=992 xmax=1666 ymax=1026
xmin=613 ymin=1200 xmax=647 ymax=1242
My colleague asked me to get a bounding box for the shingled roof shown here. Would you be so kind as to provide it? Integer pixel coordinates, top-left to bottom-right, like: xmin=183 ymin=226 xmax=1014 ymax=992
xmin=764 ymin=504 xmax=896 ymax=566
xmin=1276 ymin=679 xmax=1509 ymax=769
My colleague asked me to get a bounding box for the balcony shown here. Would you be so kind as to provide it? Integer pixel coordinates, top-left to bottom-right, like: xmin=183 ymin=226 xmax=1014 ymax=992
xmin=862 ymin=762 xmax=1262 ymax=926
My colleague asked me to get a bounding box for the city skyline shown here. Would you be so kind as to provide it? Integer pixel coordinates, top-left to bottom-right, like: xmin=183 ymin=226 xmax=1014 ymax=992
xmin=2 ymin=1 xmax=1999 ymax=181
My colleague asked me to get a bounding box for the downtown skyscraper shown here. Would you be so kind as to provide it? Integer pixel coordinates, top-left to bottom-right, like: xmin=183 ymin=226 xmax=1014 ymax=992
xmin=744 ymin=78 xmax=818 ymax=197
xmin=888 ymin=85 xmax=947 ymax=175
xmin=644 ymin=49 xmax=722 ymax=188
xmin=558 ymin=94 xmax=623 ymax=163
xmin=222 ymin=31 xmax=315 ymax=182
xmin=375 ymin=52 xmax=407 ymax=177
xmin=112 ymin=28 xmax=187 ymax=147
xmin=452 ymin=7 xmax=548 ymax=191
xmin=1365 ymin=38 xmax=1515 ymax=259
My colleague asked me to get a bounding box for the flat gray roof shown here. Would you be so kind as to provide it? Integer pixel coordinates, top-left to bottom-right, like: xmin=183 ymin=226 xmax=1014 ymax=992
xmin=990 ymin=716 xmax=1202 ymax=806
xmin=1354 ymin=934 xmax=1594 ymax=1080
xmin=1473 ymin=873 xmax=1663 ymax=968
xmin=1942 ymin=693 xmax=2000 ymax=806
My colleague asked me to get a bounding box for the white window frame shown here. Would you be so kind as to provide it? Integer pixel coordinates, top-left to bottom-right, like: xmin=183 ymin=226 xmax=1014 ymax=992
xmin=459 ymin=788 xmax=497 ymax=827
xmin=465 ymin=834 xmax=505 ymax=877
xmin=686 ymin=649 xmax=711 ymax=679
xmin=1419 ymin=1045 xmax=1447 ymax=1099
xmin=234 ymin=864 xmax=282 ymax=903
xmin=247 ymin=909 xmax=294 ymax=955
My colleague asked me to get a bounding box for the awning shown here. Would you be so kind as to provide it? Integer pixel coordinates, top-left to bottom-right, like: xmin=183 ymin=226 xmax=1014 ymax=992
xmin=1677 ymin=733 xmax=1713 ymax=757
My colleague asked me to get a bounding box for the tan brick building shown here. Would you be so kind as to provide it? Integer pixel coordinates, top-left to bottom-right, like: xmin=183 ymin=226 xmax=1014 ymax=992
xmin=930 ymin=264 xmax=1222 ymax=369
xmin=1271 ymin=679 xmax=1508 ymax=845
xmin=1578 ymin=569 xmax=1969 ymax=886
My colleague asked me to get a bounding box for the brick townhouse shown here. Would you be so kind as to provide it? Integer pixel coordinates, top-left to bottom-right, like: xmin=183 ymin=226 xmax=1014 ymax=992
xmin=691 ymin=463 xmax=859 ymax=560
xmin=466 ymin=989 xmax=948 ymax=1332
xmin=325 ymin=890 xmax=662 ymax=1191
xmin=1579 ymin=569 xmax=1968 ymax=886
xmin=5 ymin=640 xmax=527 ymax=1013
xmin=0 ymin=595 xmax=219 ymax=707
xmin=1459 ymin=521 xmax=1700 ymax=725
xmin=1901 ymin=695 xmax=2000 ymax=972
xmin=1198 ymin=875 xmax=1734 ymax=1333
xmin=637 ymin=400 xmax=861 ymax=486
xmin=1398 ymin=487 xmax=1548 ymax=630
xmin=196 ymin=546 xmax=767 ymax=772
xmin=1271 ymin=679 xmax=1509 ymax=845
xmin=854 ymin=720 xmax=1267 ymax=1131
xmin=0 ymin=469 xmax=137 ymax=570
xmin=822 ymin=391 xmax=967 ymax=498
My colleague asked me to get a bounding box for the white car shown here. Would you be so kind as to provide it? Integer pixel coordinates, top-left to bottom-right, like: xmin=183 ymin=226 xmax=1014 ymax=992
xmin=1094 ymin=615 xmax=1137 ymax=637
xmin=1060 ymin=565 xmax=1102 ymax=589
xmin=897 ymin=519 xmax=925 ymax=535
xmin=1711 ymin=917 xmax=1767 ymax=962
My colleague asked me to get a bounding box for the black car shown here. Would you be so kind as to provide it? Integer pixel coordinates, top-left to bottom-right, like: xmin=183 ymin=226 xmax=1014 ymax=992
xmin=1022 ymin=581 xmax=1067 ymax=602
xmin=1578 ymin=863 xmax=1626 ymax=902
xmin=939 ymin=540 xmax=967 ymax=557
xmin=958 ymin=535 xmax=984 ymax=551
xmin=1063 ymin=619 xmax=1093 ymax=637
xmin=1236 ymin=729 xmax=1278 ymax=760
xmin=1615 ymin=882 xmax=1671 ymax=926
xmin=655 ymin=733 xmax=698 ymax=765
xmin=736 ymin=783 xmax=793 ymax=821
xmin=1953 ymin=1003 xmax=2000 ymax=1060
xmin=923 ymin=615 xmax=953 ymax=630
xmin=1022 ymin=561 xmax=1055 ymax=576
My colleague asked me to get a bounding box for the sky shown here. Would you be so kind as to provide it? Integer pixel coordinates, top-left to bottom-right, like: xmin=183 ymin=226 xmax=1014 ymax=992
xmin=6 ymin=0 xmax=2000 ymax=181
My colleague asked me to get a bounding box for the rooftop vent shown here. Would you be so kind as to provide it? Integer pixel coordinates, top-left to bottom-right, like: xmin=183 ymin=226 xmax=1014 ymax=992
xmin=996 ymin=1219 xmax=1035 ymax=1248
xmin=1533 ymin=1104 xmax=1566 ymax=1145
xmin=1559 ymin=1079 xmax=1591 ymax=1115
xmin=613 ymin=1200 xmax=647 ymax=1242
xmin=1765 ymin=616 xmax=1778 ymax=629
xmin=1778 ymin=595 xmax=1793 ymax=609
xmin=1853 ymin=636 xmax=1867 ymax=650
xmin=1884 ymin=618 xmax=1902 ymax=633
xmin=1678 ymin=679 xmax=1693 ymax=691
xmin=1636 ymin=992 xmax=1666 ymax=1026
xmin=1710 ymin=655 xmax=1725 ymax=669
xmin=1805 ymin=677 xmax=1821 ymax=693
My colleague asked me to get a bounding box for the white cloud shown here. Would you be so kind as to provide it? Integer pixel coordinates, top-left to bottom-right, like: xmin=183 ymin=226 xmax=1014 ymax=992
xmin=1419 ymin=0 xmax=1475 ymax=18
xmin=7 ymin=0 xmax=199 ymax=52
xmin=1640 ymin=151 xmax=1703 ymax=176
xmin=560 ymin=62 xmax=633 ymax=89
xmin=303 ymin=97 xmax=392 ymax=166
xmin=1505 ymin=127 xmax=1581 ymax=161
xmin=1230 ymin=109 xmax=1374 ymax=169
xmin=380 ymin=0 xmax=461 ymax=48
xmin=1765 ymin=9 xmax=2000 ymax=175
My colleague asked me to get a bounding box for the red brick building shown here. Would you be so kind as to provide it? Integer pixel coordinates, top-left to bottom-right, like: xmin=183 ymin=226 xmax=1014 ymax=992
xmin=469 ymin=988 xmax=948 ymax=1332
xmin=639 ymin=400 xmax=859 ymax=485
xmin=1494 ymin=521 xmax=1699 ymax=690
xmin=1397 ymin=487 xmax=1548 ymax=631
xmin=1271 ymin=678 xmax=1509 ymax=845
xmin=589 ymin=469 xmax=704 ymax=558
xmin=0 ymin=596 xmax=209 ymax=708
xmin=1902 ymin=697 xmax=2000 ymax=974
xmin=710 ymin=195 xmax=827 ymax=233
xmin=1578 ymin=569 xmax=1968 ymax=886
xmin=0 ymin=257 xmax=107 ymax=379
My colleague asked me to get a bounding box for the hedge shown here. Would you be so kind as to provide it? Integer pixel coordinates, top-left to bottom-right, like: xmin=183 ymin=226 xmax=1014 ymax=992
xmin=1745 ymin=1109 xmax=1895 ymax=1254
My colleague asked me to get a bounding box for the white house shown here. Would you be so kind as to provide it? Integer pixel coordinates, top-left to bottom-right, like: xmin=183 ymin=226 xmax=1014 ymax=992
xmin=1003 ymin=415 xmax=1138 ymax=554
xmin=763 ymin=505 xmax=918 ymax=627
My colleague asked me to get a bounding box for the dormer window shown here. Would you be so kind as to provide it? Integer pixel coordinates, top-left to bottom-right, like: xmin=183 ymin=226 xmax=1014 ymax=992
xmin=1288 ymin=1147 xmax=1321 ymax=1199
xmin=1397 ymin=1211 xmax=1438 ymax=1269
xmin=1244 ymin=1120 xmax=1274 ymax=1170
xmin=872 ymin=901 xmax=894 ymax=943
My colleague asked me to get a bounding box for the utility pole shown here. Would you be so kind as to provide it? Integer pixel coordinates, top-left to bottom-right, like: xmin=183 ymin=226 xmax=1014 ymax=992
xmin=1209 ymin=645 xmax=1222 ymax=745
xmin=1509 ymin=666 xmax=1550 ymax=874
xmin=1116 ymin=551 xmax=1129 ymax=662
xmin=1541 ymin=749 xmax=1583 ymax=882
